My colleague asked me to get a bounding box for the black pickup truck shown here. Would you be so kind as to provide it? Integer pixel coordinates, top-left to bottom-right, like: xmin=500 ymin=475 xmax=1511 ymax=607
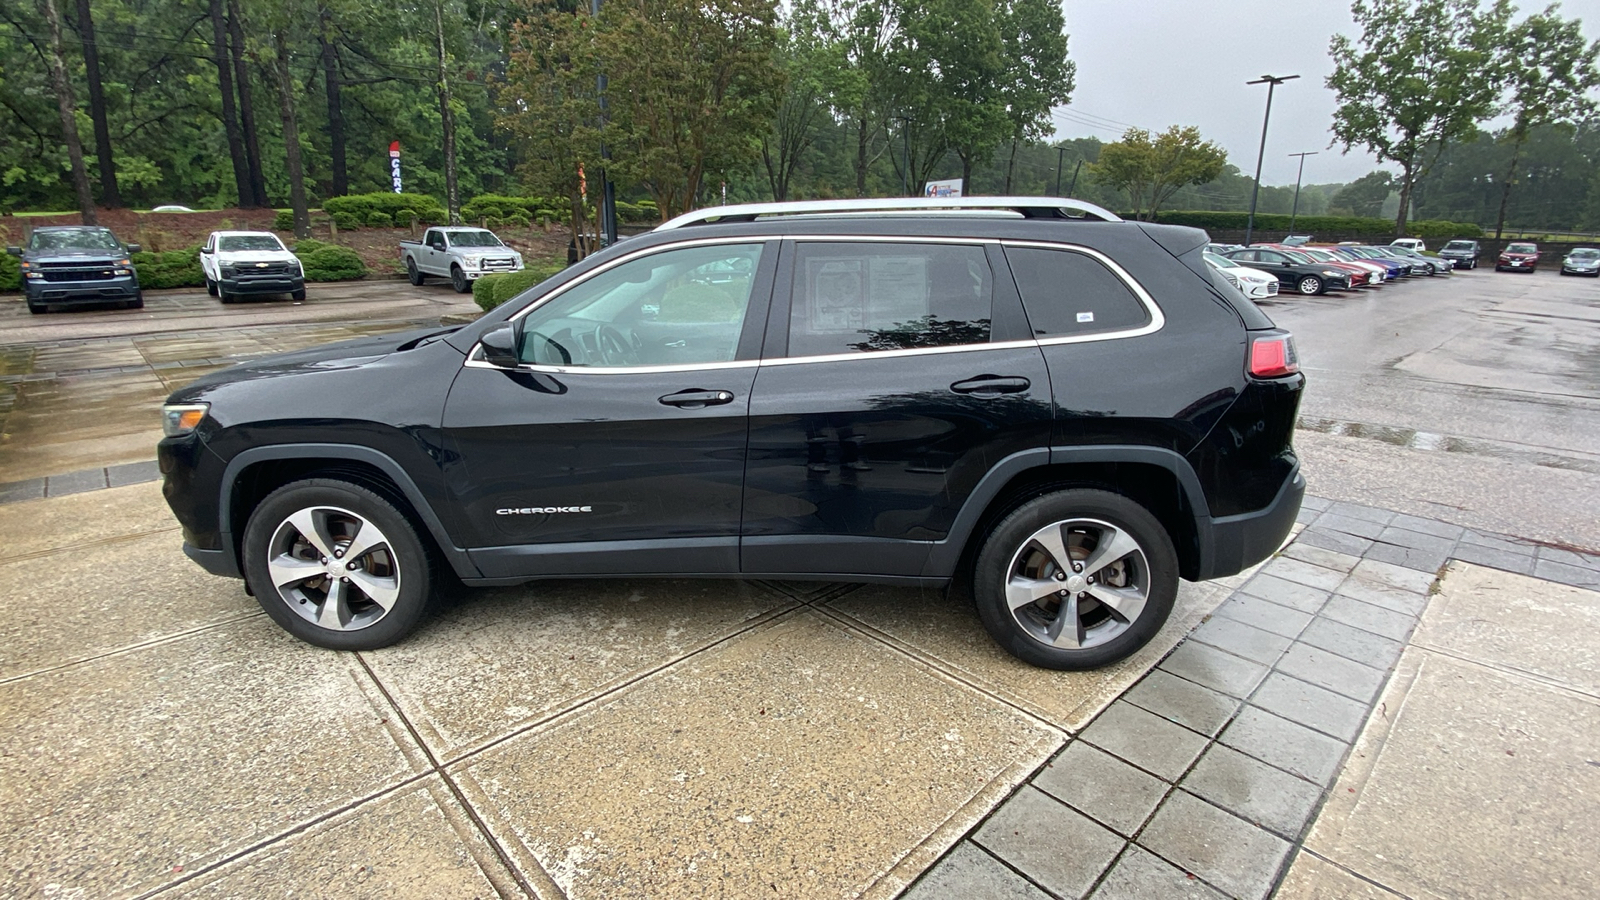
xmin=8 ymin=225 xmax=143 ymax=314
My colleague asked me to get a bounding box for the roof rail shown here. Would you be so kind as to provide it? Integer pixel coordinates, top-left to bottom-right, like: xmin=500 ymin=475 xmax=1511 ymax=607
xmin=654 ymin=196 xmax=1124 ymax=231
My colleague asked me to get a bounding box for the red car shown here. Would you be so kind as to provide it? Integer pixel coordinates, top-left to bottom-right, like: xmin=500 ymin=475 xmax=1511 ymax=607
xmin=1496 ymin=242 xmax=1539 ymax=272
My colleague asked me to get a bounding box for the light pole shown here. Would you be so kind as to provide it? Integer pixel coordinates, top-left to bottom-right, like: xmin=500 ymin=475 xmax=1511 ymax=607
xmin=1243 ymin=74 xmax=1298 ymax=247
xmin=1287 ymin=151 xmax=1318 ymax=233
xmin=894 ymin=116 xmax=911 ymax=196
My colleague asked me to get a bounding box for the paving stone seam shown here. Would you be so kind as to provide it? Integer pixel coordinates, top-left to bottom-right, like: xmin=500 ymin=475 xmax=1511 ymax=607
xmin=349 ymin=652 xmax=538 ymax=900
xmin=0 ymin=525 xmax=180 ymax=566
xmin=1403 ymin=640 xmax=1600 ymax=702
xmin=1281 ymin=848 xmax=1411 ymax=899
xmin=0 ymin=610 xmax=265 ymax=687
xmin=128 ymin=771 xmax=441 ymax=900
xmin=434 ymin=600 xmax=808 ymax=770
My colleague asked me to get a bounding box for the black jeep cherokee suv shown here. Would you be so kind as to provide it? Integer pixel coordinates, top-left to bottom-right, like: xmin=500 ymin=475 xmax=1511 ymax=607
xmin=160 ymin=197 xmax=1304 ymax=669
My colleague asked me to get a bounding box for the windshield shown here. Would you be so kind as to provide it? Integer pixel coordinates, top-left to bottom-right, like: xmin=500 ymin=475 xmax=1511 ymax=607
xmin=445 ymin=230 xmax=503 ymax=248
xmin=218 ymin=234 xmax=285 ymax=252
xmin=28 ymin=229 xmax=122 ymax=252
xmin=1299 ymin=249 xmax=1335 ymax=262
xmin=1280 ymin=249 xmax=1315 ymax=264
xmin=1444 ymin=241 xmax=1475 ymax=250
xmin=1568 ymin=249 xmax=1599 ymax=259
xmin=1506 ymin=243 xmax=1537 ymax=253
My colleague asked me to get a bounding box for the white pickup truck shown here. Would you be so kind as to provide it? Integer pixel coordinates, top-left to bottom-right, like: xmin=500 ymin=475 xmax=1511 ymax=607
xmin=398 ymin=227 xmax=525 ymax=293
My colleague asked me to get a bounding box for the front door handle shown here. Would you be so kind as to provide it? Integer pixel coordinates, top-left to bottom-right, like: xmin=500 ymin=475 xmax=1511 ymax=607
xmin=950 ymin=375 xmax=1031 ymax=396
xmin=659 ymin=389 xmax=736 ymax=409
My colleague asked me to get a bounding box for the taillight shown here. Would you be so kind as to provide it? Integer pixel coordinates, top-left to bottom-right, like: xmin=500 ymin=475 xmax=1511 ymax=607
xmin=1249 ymin=333 xmax=1299 ymax=378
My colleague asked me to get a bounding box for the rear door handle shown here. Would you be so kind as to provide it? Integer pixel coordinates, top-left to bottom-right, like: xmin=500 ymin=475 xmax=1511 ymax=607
xmin=659 ymin=389 xmax=736 ymax=409
xmin=950 ymin=375 xmax=1031 ymax=395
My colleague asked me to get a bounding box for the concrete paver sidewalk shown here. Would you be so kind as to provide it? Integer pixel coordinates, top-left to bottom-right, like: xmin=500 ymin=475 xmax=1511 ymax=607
xmin=3 ymin=483 xmax=1598 ymax=899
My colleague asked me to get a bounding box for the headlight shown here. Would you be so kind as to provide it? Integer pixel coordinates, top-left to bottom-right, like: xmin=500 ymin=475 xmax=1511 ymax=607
xmin=221 ymin=265 xmax=237 ymax=276
xmin=113 ymin=268 xmax=131 ymax=275
xmin=1322 ymin=270 xmax=1341 ymax=277
xmin=162 ymin=403 xmax=209 ymax=438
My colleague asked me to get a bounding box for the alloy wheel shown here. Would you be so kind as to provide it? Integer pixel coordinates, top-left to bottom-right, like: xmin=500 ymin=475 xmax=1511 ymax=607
xmin=1004 ymin=518 xmax=1150 ymax=650
xmin=1298 ymin=276 xmax=1321 ymax=295
xmin=266 ymin=505 xmax=402 ymax=631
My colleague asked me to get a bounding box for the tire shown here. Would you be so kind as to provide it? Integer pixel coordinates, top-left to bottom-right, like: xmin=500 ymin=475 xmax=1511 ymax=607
xmin=972 ymin=489 xmax=1178 ymax=670
xmin=218 ymin=287 xmax=233 ymax=303
xmin=291 ymin=287 xmax=307 ymax=301
xmin=1297 ymin=275 xmax=1323 ymax=295
xmin=26 ymin=298 xmax=46 ymax=314
xmin=206 ymin=277 xmax=218 ymax=297
xmin=450 ymin=265 xmax=470 ymax=293
xmin=241 ymin=478 xmax=436 ymax=650
xmin=1470 ymin=260 xmax=1478 ymax=269
xmin=125 ymin=292 xmax=144 ymax=310
xmin=406 ymin=258 xmax=423 ymax=286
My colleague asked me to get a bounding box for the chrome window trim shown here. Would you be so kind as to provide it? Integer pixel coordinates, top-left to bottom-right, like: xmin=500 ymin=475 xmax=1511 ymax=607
xmin=1000 ymin=239 xmax=1166 ymax=347
xmin=462 ymin=234 xmax=1165 ymax=375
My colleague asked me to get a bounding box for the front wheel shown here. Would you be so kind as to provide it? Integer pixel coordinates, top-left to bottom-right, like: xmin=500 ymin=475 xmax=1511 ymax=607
xmin=26 ymin=298 xmax=46 ymax=314
xmin=450 ymin=265 xmax=470 ymax=293
xmin=206 ymin=277 xmax=218 ymax=297
xmin=406 ymin=258 xmax=423 ymax=286
xmin=241 ymin=478 xmax=436 ymax=650
xmin=125 ymin=292 xmax=144 ymax=310
xmin=291 ymin=287 xmax=307 ymax=301
xmin=972 ymin=489 xmax=1178 ymax=670
xmin=1297 ymin=275 xmax=1323 ymax=295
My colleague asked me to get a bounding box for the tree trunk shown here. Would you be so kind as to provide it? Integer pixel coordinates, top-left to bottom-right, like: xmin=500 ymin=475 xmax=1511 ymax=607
xmin=74 ymin=0 xmax=119 ymax=207
xmin=319 ymin=5 xmax=348 ymax=197
xmin=435 ymin=0 xmax=460 ymax=224
xmin=1004 ymin=137 xmax=1018 ymax=195
xmin=208 ymin=0 xmax=250 ymax=206
xmin=960 ymin=153 xmax=972 ymax=194
xmin=42 ymin=0 xmax=96 ymax=225
xmin=229 ymin=0 xmax=268 ymax=208
xmin=274 ymin=31 xmax=310 ymax=239
xmin=855 ymin=115 xmax=868 ymax=198
xmin=1493 ymin=132 xmax=1527 ymax=242
xmin=1394 ymin=165 xmax=1415 ymax=236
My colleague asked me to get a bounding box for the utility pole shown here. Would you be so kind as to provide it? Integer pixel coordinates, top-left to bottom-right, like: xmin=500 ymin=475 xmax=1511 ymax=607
xmin=1287 ymin=151 xmax=1318 ymax=233
xmin=1244 ymin=74 xmax=1298 ymax=247
xmin=1054 ymin=146 xmax=1065 ymax=195
xmin=1066 ymin=160 xmax=1083 ymax=198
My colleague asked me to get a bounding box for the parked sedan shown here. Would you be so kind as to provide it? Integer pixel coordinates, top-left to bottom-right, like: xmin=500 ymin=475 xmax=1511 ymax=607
xmin=1497 ymin=242 xmax=1540 ymax=272
xmin=1204 ymin=251 xmax=1281 ymax=300
xmin=1267 ymin=246 xmax=1374 ymax=287
xmin=1386 ymin=246 xmax=1452 ymax=275
xmin=1224 ymin=247 xmax=1351 ymax=295
xmin=1560 ymin=247 xmax=1600 ymax=276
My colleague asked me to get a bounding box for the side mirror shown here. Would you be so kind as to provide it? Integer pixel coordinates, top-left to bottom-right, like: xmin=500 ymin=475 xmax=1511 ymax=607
xmin=125 ymin=243 xmax=142 ymax=254
xmin=200 ymin=246 xmax=212 ymax=255
xmin=480 ymin=323 xmax=521 ymax=369
xmin=6 ymin=246 xmax=20 ymax=257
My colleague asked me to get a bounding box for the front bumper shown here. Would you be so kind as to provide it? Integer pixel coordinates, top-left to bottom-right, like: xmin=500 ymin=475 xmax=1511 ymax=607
xmin=1561 ymin=265 xmax=1599 ymax=275
xmin=220 ymin=274 xmax=304 ymax=294
xmin=24 ymin=277 xmax=139 ymax=303
xmin=1498 ymin=258 xmax=1535 ymax=269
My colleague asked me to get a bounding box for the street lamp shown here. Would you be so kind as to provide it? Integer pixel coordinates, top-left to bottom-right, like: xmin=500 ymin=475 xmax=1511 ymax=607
xmin=1287 ymin=151 xmax=1318 ymax=233
xmin=1244 ymin=74 xmax=1298 ymax=247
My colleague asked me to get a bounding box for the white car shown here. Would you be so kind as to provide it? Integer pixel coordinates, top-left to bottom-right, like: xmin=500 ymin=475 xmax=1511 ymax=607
xmin=399 ymin=227 xmax=525 ymax=293
xmin=200 ymin=231 xmax=305 ymax=303
xmin=1204 ymin=251 xmax=1279 ymax=300
xmin=1390 ymin=238 xmax=1426 ymax=253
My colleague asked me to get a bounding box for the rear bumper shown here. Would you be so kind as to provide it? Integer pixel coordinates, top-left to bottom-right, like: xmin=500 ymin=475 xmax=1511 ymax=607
xmin=1194 ymin=466 xmax=1304 ymax=581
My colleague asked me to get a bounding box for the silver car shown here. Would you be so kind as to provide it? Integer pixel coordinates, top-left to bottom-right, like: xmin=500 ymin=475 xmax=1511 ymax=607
xmin=1560 ymin=247 xmax=1600 ymax=277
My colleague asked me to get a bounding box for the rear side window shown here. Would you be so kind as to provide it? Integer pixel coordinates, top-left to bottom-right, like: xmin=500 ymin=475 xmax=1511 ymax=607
xmin=1004 ymin=247 xmax=1151 ymax=338
xmin=787 ymin=242 xmax=992 ymax=357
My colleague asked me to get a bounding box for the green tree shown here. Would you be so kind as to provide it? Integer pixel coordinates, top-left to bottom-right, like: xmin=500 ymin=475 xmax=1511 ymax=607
xmin=762 ymin=6 xmax=831 ymax=201
xmin=1491 ymin=5 xmax=1600 ymax=238
xmin=995 ymin=0 xmax=1074 ymax=193
xmin=1327 ymin=0 xmax=1512 ymax=235
xmin=1091 ymin=126 xmax=1227 ymax=221
xmin=1328 ymin=170 xmax=1395 ymax=216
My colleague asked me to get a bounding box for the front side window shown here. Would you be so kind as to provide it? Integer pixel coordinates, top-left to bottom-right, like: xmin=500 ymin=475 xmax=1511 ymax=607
xmin=515 ymin=242 xmax=764 ymax=368
xmin=218 ymin=235 xmax=286 ymax=252
xmin=787 ymin=242 xmax=992 ymax=357
xmin=1006 ymin=246 xmax=1151 ymax=338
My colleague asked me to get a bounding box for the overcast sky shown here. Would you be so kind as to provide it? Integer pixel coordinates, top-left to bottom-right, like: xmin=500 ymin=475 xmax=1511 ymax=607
xmin=1051 ymin=0 xmax=1600 ymax=186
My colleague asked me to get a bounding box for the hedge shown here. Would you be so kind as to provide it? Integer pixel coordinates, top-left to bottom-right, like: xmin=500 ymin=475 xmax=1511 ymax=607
xmin=461 ymin=194 xmax=660 ymax=227
xmin=323 ymin=192 xmax=446 ymax=228
xmin=131 ymin=248 xmax=206 ymax=289
xmin=0 ymin=253 xmax=20 ymax=291
xmin=471 ymin=261 xmax=567 ymax=312
xmin=293 ymin=240 xmax=366 ymax=281
xmin=1135 ymin=210 xmax=1483 ymax=238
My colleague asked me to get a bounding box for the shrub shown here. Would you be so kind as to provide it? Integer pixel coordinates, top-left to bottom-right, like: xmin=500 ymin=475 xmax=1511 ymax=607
xmin=292 ymin=238 xmax=329 ymax=255
xmin=330 ymin=211 xmax=361 ymax=231
xmin=324 ymin=191 xmax=445 ymax=224
xmin=1407 ymin=219 xmax=1484 ymax=239
xmin=0 ymin=252 xmax=20 ymax=291
xmin=472 ymin=261 xmax=566 ymax=312
xmin=273 ymin=210 xmax=295 ymax=230
xmin=131 ymin=247 xmax=205 ymax=289
xmin=363 ymin=210 xmax=394 ymax=228
xmin=297 ymin=244 xmax=366 ymax=282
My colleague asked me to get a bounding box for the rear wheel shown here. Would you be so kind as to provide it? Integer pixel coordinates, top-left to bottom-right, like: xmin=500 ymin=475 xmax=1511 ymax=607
xmin=242 ymin=478 xmax=435 ymax=650
xmin=1297 ymin=275 xmax=1323 ymax=295
xmin=450 ymin=265 xmax=469 ymax=293
xmin=973 ymin=489 xmax=1177 ymax=670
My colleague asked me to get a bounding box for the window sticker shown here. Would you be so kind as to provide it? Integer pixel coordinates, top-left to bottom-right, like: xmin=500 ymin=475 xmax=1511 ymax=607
xmin=1076 ymin=311 xmax=1095 ymax=323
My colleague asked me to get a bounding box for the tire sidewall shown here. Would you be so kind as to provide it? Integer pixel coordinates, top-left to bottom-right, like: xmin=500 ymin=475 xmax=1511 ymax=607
xmin=451 ymin=265 xmax=468 ymax=293
xmin=407 ymin=258 xmax=422 ymax=285
xmin=1298 ymin=276 xmax=1321 ymax=295
xmin=972 ymin=489 xmax=1178 ymax=670
xmin=241 ymin=478 xmax=434 ymax=650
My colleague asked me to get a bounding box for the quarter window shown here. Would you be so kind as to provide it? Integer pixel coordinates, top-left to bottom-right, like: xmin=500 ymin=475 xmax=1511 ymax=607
xmin=787 ymin=242 xmax=992 ymax=357
xmin=514 ymin=243 xmax=764 ymax=368
xmin=1005 ymin=247 xmax=1151 ymax=338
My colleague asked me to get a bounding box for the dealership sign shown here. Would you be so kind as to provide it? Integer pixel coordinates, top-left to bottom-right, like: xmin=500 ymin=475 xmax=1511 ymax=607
xmin=389 ymin=141 xmax=402 ymax=193
xmin=925 ymin=178 xmax=963 ymax=197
